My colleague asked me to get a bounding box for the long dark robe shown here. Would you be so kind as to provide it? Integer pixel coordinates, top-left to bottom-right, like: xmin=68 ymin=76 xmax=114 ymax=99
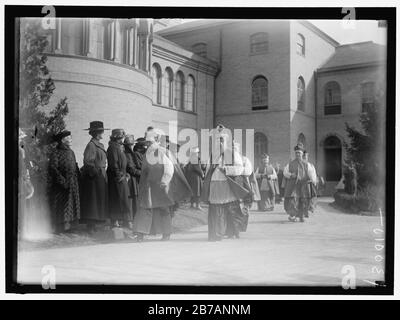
xmin=107 ymin=140 xmax=132 ymax=222
xmin=80 ymin=138 xmax=108 ymax=223
xmin=49 ymin=143 xmax=80 ymax=231
xmin=184 ymin=161 xmax=204 ymax=202
xmin=283 ymin=158 xmax=310 ymax=219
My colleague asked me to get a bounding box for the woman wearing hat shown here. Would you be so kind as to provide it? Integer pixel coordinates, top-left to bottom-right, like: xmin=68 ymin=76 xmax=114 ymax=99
xmin=48 ymin=130 xmax=80 ymax=233
xmin=80 ymin=121 xmax=109 ymax=233
xmin=184 ymin=147 xmax=205 ymax=210
xmin=107 ymin=129 xmax=132 ymax=228
xmin=124 ymin=134 xmax=141 ymax=221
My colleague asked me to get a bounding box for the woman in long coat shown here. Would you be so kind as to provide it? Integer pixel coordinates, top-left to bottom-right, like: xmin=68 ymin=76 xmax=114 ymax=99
xmin=123 ymin=135 xmax=141 ymax=220
xmin=80 ymin=121 xmax=109 ymax=233
xmin=184 ymin=147 xmax=205 ymax=210
xmin=107 ymin=129 xmax=132 ymax=227
xmin=49 ymin=131 xmax=80 ymax=233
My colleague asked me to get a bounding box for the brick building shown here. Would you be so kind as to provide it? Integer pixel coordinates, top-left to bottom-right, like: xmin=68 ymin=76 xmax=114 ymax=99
xmin=28 ymin=18 xmax=386 ymax=194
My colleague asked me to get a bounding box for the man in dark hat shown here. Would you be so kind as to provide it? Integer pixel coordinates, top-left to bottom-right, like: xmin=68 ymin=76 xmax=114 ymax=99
xmin=107 ymin=129 xmax=132 ymax=229
xmin=80 ymin=121 xmax=110 ymax=234
xmin=49 ymin=130 xmax=80 ymax=232
xmin=283 ymin=143 xmax=311 ymax=222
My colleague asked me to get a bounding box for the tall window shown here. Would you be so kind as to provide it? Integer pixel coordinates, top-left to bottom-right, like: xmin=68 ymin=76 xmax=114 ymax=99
xmin=324 ymin=81 xmax=341 ymax=115
xmin=361 ymin=82 xmax=376 ymax=113
xmin=296 ymin=33 xmax=305 ymax=56
xmin=174 ymin=71 xmax=184 ymax=110
xmin=252 ymin=76 xmax=268 ymax=110
xmin=250 ymin=33 xmax=269 ymax=54
xmin=152 ymin=63 xmax=162 ymax=105
xmin=163 ymin=68 xmax=174 ymax=107
xmin=192 ymin=43 xmax=207 ymax=58
xmin=185 ymin=75 xmax=195 ymax=112
xmin=297 ymin=76 xmax=305 ymax=111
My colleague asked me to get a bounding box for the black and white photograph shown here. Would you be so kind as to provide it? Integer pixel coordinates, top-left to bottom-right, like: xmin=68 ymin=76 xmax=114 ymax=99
xmin=2 ymin=2 xmax=397 ymax=300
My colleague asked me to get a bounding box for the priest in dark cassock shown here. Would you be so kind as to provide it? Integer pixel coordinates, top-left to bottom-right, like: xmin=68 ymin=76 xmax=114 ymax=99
xmin=184 ymin=147 xmax=205 ymax=210
xmin=132 ymin=128 xmax=192 ymax=242
xmin=283 ymin=143 xmax=314 ymax=222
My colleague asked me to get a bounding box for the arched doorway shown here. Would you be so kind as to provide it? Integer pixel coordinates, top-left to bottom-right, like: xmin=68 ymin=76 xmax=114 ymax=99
xmin=254 ymin=132 xmax=268 ymax=169
xmin=324 ymin=136 xmax=342 ymax=181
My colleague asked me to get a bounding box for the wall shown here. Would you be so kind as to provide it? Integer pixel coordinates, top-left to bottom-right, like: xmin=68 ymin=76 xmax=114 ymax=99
xmin=289 ymin=21 xmax=337 ymax=166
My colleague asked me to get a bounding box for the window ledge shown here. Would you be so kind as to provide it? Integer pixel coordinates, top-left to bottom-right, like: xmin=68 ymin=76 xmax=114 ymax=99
xmin=252 ymin=106 xmax=269 ymax=111
xmin=153 ymin=103 xmax=197 ymax=115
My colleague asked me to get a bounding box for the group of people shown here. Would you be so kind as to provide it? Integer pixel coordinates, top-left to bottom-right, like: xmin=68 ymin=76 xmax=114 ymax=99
xmin=19 ymin=122 xmax=322 ymax=242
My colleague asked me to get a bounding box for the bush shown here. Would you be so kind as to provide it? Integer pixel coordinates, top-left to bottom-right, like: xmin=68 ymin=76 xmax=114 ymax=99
xmin=333 ymin=185 xmax=385 ymax=214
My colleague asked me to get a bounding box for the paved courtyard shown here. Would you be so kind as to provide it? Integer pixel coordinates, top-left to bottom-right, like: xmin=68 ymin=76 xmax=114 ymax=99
xmin=17 ymin=198 xmax=385 ymax=287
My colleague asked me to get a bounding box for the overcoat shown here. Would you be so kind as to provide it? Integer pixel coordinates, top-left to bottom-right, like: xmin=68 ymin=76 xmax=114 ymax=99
xmin=80 ymin=138 xmax=108 ymax=222
xmin=124 ymin=145 xmax=141 ymax=198
xmin=107 ymin=140 xmax=132 ymax=221
xmin=49 ymin=144 xmax=80 ymax=227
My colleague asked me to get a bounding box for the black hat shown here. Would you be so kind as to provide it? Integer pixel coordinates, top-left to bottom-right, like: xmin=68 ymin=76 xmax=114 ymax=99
xmin=84 ymin=121 xmax=110 ymax=131
xmin=54 ymin=130 xmax=71 ymax=142
xmin=135 ymin=137 xmax=146 ymax=144
xmin=110 ymin=128 xmax=126 ymax=139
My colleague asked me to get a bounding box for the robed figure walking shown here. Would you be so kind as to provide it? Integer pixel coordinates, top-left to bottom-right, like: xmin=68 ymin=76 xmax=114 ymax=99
xmin=132 ymin=128 xmax=192 ymax=241
xmin=283 ymin=144 xmax=314 ymax=222
xmin=201 ymin=126 xmax=249 ymax=241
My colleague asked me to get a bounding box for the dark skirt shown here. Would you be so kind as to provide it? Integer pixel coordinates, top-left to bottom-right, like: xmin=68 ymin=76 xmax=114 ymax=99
xmin=80 ymin=171 xmax=108 ymax=223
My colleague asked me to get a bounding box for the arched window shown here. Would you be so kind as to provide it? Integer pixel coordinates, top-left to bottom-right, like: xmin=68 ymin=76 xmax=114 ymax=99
xmin=297 ymin=76 xmax=305 ymax=111
xmin=252 ymin=76 xmax=268 ymax=110
xmin=174 ymin=71 xmax=184 ymax=110
xmin=250 ymin=33 xmax=269 ymax=54
xmin=254 ymin=132 xmax=268 ymax=169
xmin=324 ymin=81 xmax=341 ymax=115
xmin=324 ymin=136 xmax=342 ymax=181
xmin=296 ymin=33 xmax=305 ymax=56
xmin=185 ymin=75 xmax=195 ymax=112
xmin=297 ymin=133 xmax=306 ymax=149
xmin=163 ymin=68 xmax=174 ymax=107
xmin=151 ymin=63 xmax=162 ymax=105
xmin=361 ymin=82 xmax=376 ymax=113
xmin=191 ymin=43 xmax=207 ymax=58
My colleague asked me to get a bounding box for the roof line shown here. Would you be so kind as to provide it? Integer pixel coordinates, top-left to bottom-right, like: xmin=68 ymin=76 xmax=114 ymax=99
xmin=298 ymin=21 xmax=340 ymax=47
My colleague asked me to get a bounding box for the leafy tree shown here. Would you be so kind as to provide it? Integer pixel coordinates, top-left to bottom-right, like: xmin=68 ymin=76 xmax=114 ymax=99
xmin=344 ymin=87 xmax=385 ymax=189
xmin=19 ymin=18 xmax=69 ymax=220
